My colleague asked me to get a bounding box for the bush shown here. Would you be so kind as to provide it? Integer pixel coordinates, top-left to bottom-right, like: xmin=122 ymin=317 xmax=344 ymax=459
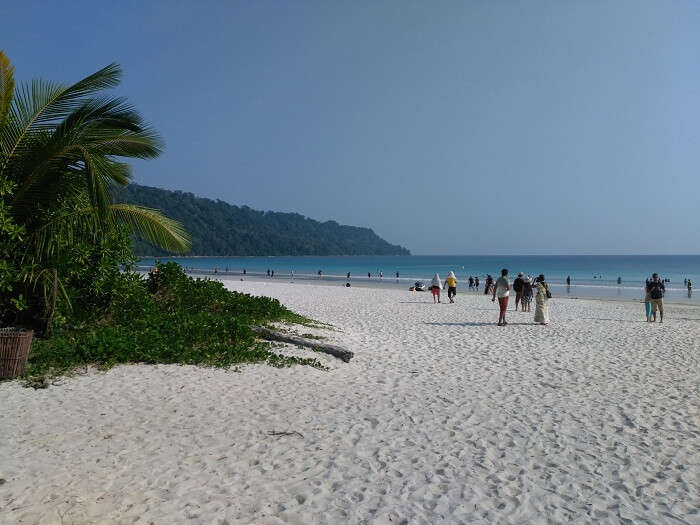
xmin=22 ymin=262 xmax=325 ymax=380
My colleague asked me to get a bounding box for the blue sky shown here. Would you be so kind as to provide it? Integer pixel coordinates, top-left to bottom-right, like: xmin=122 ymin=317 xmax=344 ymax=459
xmin=4 ymin=1 xmax=700 ymax=254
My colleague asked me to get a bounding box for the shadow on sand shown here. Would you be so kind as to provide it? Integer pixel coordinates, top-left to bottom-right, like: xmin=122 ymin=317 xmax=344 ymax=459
xmin=424 ymin=321 xmax=535 ymax=327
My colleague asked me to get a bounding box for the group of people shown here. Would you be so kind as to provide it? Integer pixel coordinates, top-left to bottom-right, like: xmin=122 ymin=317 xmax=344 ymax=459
xmin=427 ymin=269 xmax=551 ymax=326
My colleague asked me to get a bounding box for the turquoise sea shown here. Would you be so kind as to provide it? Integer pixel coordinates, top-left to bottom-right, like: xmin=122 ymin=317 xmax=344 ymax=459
xmin=137 ymin=255 xmax=700 ymax=303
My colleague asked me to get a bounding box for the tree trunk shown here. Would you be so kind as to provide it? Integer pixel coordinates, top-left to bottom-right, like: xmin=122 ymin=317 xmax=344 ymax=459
xmin=252 ymin=326 xmax=353 ymax=362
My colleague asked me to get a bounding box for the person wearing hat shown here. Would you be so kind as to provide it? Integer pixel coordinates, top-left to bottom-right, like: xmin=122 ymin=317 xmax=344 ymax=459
xmin=513 ymin=272 xmax=525 ymax=311
xmin=534 ymin=274 xmax=550 ymax=325
xmin=444 ymin=271 xmax=458 ymax=303
xmin=521 ymin=275 xmax=533 ymax=312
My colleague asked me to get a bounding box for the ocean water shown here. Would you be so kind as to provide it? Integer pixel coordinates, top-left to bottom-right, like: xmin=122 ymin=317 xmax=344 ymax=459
xmin=136 ymin=255 xmax=700 ymax=303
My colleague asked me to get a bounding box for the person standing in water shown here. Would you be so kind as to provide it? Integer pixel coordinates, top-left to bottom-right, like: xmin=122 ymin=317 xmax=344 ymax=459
xmin=492 ymin=268 xmax=510 ymax=326
xmin=396 ymin=271 xmax=400 ymax=280
xmin=347 ymin=272 xmax=351 ymax=280
xmin=474 ymin=276 xmax=480 ymax=292
xmin=367 ymin=272 xmax=371 ymax=279
xmin=430 ymin=273 xmax=442 ymax=303
xmin=468 ymin=276 xmax=474 ymax=290
xmin=444 ymin=271 xmax=458 ymax=303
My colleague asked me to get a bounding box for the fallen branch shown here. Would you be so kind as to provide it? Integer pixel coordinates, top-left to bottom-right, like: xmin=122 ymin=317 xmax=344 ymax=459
xmin=253 ymin=326 xmax=353 ymax=362
xmin=267 ymin=430 xmax=304 ymax=438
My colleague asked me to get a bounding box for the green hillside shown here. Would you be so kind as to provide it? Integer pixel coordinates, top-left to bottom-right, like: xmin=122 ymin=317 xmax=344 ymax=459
xmin=116 ymin=184 xmax=410 ymax=256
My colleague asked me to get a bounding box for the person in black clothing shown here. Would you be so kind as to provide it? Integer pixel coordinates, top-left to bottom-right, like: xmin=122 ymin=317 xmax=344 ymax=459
xmin=646 ymin=273 xmax=665 ymax=323
xmin=267 ymin=269 xmax=270 ymax=277
xmin=484 ymin=275 xmax=494 ymax=295
xmin=347 ymin=272 xmax=351 ymax=280
xmin=271 ymin=269 xmax=274 ymax=278
xmin=566 ymin=275 xmax=571 ymax=286
xmin=474 ymin=276 xmax=480 ymax=291
xmin=468 ymin=276 xmax=474 ymax=289
xmin=513 ymin=272 xmax=525 ymax=311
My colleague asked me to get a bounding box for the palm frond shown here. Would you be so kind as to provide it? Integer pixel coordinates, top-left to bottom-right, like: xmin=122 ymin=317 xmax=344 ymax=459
xmin=0 ymin=50 xmax=15 ymax=142
xmin=27 ymin=203 xmax=190 ymax=263
xmin=109 ymin=204 xmax=190 ymax=253
xmin=1 ymin=63 xmax=121 ymax=173
xmin=8 ymin=95 xmax=162 ymax=217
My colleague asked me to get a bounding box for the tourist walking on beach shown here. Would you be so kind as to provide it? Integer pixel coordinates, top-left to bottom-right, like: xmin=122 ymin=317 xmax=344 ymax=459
xmin=430 ymin=273 xmax=442 ymax=303
xmin=474 ymin=276 xmax=480 ymax=291
xmin=646 ymin=273 xmax=665 ymax=323
xmin=491 ymin=269 xmax=510 ymax=326
xmin=521 ymin=276 xmax=533 ymax=312
xmin=513 ymin=272 xmax=524 ymax=311
xmin=445 ymin=271 xmax=458 ymax=303
xmin=533 ymin=274 xmax=550 ymax=325
xmin=468 ymin=275 xmax=474 ymax=289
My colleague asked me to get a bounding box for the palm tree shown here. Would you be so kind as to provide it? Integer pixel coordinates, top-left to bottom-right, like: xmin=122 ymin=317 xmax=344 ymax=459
xmin=0 ymin=50 xmax=190 ymax=327
xmin=0 ymin=50 xmax=189 ymax=258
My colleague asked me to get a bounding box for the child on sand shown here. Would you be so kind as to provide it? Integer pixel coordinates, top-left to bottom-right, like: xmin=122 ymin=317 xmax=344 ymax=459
xmin=444 ymin=271 xmax=457 ymax=303
xmin=430 ymin=274 xmax=442 ymax=303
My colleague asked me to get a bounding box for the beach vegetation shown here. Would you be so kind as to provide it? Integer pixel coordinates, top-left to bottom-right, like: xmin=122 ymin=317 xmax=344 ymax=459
xmin=0 ymin=52 xmax=328 ymax=382
xmin=0 ymin=51 xmax=189 ymax=331
xmin=22 ymin=262 xmax=326 ymax=384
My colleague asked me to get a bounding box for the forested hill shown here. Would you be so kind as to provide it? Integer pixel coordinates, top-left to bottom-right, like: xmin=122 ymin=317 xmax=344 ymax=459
xmin=116 ymin=184 xmax=411 ymax=256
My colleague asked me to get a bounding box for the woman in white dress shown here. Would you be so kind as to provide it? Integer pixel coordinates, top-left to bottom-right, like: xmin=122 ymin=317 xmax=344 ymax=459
xmin=534 ymin=274 xmax=550 ymax=325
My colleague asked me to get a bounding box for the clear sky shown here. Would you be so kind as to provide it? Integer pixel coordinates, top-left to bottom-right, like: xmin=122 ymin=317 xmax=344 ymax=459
xmin=4 ymin=1 xmax=699 ymax=255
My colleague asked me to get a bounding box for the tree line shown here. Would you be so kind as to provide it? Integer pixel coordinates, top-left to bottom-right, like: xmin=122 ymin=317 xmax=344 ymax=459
xmin=116 ymin=184 xmax=411 ymax=256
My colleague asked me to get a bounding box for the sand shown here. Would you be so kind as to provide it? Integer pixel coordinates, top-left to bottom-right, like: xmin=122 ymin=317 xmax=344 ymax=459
xmin=1 ymin=281 xmax=698 ymax=524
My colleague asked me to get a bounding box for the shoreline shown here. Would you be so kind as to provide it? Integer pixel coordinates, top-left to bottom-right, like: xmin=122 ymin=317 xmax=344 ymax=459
xmin=177 ymin=271 xmax=700 ymax=309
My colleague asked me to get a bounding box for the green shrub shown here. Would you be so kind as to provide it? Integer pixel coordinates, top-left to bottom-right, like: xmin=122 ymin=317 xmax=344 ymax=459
xmin=21 ymin=262 xmax=325 ymax=381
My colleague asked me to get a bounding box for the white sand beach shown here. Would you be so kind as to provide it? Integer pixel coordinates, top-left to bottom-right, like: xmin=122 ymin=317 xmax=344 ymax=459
xmin=1 ymin=281 xmax=698 ymax=524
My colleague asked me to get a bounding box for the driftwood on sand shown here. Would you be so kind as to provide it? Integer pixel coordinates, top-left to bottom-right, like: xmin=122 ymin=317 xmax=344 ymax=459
xmin=252 ymin=326 xmax=353 ymax=362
